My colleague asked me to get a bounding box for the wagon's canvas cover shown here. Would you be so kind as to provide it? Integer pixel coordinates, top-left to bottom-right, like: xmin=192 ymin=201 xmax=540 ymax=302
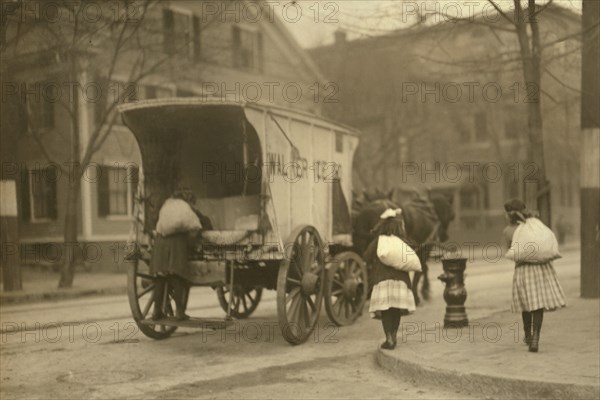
xmin=119 ymin=98 xmax=359 ymax=256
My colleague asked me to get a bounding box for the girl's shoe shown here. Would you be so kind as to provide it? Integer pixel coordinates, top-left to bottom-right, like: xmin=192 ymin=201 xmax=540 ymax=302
xmin=523 ymin=334 xmax=532 ymax=346
xmin=529 ymin=332 xmax=539 ymax=352
xmin=380 ymin=341 xmax=396 ymax=350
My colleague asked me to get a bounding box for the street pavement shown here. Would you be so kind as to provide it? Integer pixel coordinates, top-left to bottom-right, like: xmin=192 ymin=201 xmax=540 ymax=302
xmin=377 ymin=249 xmax=600 ymax=400
xmin=0 ymin=248 xmax=598 ymax=399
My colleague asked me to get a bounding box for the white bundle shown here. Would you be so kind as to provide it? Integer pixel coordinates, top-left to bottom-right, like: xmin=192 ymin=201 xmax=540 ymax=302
xmin=505 ymin=217 xmax=561 ymax=263
xmin=376 ymin=235 xmax=422 ymax=272
xmin=156 ymin=198 xmax=202 ymax=236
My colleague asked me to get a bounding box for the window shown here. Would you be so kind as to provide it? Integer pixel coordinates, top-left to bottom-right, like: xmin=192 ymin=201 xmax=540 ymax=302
xmin=20 ymin=166 xmax=58 ymax=222
xmin=232 ymin=26 xmax=263 ymax=71
xmin=504 ymin=167 xmax=520 ymax=199
xmin=163 ymin=9 xmax=201 ymax=60
xmin=474 ymin=112 xmax=488 ymax=142
xmin=26 ymin=82 xmax=55 ymax=130
xmin=98 ymin=165 xmax=139 ymax=217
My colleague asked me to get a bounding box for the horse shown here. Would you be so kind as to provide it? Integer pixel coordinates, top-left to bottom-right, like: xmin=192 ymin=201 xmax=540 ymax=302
xmin=352 ymin=188 xmax=455 ymax=305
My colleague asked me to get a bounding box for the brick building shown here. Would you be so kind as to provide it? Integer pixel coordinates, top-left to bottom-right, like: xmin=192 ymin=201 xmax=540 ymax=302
xmin=1 ymin=0 xmax=325 ymax=270
xmin=310 ymin=4 xmax=581 ymax=246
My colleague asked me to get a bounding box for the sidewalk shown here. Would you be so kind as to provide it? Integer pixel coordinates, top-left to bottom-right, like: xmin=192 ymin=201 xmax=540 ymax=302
xmin=376 ymin=262 xmax=600 ymax=400
xmin=0 ymin=268 xmax=127 ymax=304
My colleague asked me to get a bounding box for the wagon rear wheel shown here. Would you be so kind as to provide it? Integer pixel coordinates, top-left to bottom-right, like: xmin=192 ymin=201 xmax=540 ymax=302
xmin=324 ymin=252 xmax=368 ymax=326
xmin=127 ymin=259 xmax=184 ymax=340
xmin=277 ymin=225 xmax=326 ymax=345
xmin=216 ymin=285 xmax=262 ymax=319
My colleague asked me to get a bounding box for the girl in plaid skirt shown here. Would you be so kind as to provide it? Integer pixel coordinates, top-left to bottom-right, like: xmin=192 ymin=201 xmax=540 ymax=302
xmin=503 ymin=199 xmax=566 ymax=352
xmin=363 ymin=209 xmax=417 ymax=350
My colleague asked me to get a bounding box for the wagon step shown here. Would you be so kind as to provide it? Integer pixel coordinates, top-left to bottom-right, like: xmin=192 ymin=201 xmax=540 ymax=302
xmin=139 ymin=317 xmax=234 ymax=330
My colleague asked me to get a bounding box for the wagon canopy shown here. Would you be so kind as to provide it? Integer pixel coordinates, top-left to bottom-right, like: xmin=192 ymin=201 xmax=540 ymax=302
xmin=119 ymin=98 xmax=359 ymax=249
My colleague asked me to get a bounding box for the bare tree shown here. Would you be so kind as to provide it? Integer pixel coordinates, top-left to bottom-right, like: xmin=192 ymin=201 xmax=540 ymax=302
xmin=1 ymin=0 xmax=221 ymax=287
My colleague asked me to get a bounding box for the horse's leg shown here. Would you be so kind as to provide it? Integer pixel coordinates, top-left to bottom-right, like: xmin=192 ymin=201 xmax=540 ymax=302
xmin=421 ymin=262 xmax=430 ymax=301
xmin=412 ymin=271 xmax=422 ymax=306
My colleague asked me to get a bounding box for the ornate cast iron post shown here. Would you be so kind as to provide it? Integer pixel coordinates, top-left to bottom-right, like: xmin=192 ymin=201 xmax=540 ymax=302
xmin=438 ymin=257 xmax=469 ymax=327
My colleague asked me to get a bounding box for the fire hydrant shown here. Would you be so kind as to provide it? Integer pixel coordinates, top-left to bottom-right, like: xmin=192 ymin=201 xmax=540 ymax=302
xmin=438 ymin=257 xmax=469 ymax=328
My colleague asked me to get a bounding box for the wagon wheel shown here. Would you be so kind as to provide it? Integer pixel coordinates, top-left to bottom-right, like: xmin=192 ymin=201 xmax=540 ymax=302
xmin=277 ymin=225 xmax=326 ymax=345
xmin=127 ymin=259 xmax=186 ymax=340
xmin=324 ymin=252 xmax=368 ymax=326
xmin=216 ymin=285 xmax=263 ymax=319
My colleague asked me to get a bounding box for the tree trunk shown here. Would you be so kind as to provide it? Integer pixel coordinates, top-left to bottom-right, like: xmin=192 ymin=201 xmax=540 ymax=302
xmin=58 ymin=177 xmax=81 ymax=288
xmin=514 ymin=0 xmax=551 ymax=226
xmin=58 ymin=58 xmax=81 ymax=288
xmin=580 ymin=0 xmax=600 ymax=298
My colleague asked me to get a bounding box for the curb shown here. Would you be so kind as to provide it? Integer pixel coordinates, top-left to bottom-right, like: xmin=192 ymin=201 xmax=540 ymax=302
xmin=0 ymin=286 xmax=127 ymax=305
xmin=375 ymin=348 xmax=600 ymax=400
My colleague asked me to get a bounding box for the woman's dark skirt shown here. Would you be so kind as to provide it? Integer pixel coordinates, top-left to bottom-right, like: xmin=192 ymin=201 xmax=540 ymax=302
xmin=150 ymin=233 xmax=189 ymax=277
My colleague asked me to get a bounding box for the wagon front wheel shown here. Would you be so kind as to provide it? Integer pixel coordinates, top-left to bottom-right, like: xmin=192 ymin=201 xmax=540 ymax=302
xmin=277 ymin=225 xmax=326 ymax=345
xmin=127 ymin=259 xmax=181 ymax=340
xmin=216 ymin=285 xmax=262 ymax=319
xmin=324 ymin=251 xmax=368 ymax=326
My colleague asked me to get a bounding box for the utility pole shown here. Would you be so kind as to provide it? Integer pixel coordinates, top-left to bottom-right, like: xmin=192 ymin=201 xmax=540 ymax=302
xmin=0 ymin=87 xmax=23 ymax=291
xmin=580 ymin=0 xmax=600 ymax=298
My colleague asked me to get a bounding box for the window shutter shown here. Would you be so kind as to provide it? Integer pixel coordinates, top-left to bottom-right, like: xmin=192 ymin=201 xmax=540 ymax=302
xmin=98 ymin=166 xmax=109 ymax=217
xmin=192 ymin=15 xmax=201 ymax=61
xmin=20 ymin=168 xmax=31 ymax=222
xmin=256 ymin=31 xmax=264 ymax=72
xmin=163 ymin=9 xmax=175 ymax=54
xmin=232 ymin=26 xmax=241 ymax=67
xmin=46 ymin=167 xmax=58 ymax=220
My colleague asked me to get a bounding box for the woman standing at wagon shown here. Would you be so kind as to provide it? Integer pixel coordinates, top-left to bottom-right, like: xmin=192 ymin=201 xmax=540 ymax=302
xmin=151 ymin=188 xmax=205 ymax=321
xmin=363 ymin=209 xmax=421 ymax=350
xmin=503 ymin=198 xmax=566 ymax=353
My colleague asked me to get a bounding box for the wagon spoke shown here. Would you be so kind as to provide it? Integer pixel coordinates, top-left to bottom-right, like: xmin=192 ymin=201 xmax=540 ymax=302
xmin=241 ymin=295 xmax=249 ymax=312
xmin=302 ymin=300 xmax=310 ymax=328
xmin=299 ymin=244 xmax=310 ymax=273
xmin=287 ymin=277 xmax=301 ymax=286
xmin=331 ymin=277 xmax=343 ymax=289
xmin=339 ymin=264 xmax=348 ymax=280
xmin=234 ymin=297 xmax=241 ymax=313
xmin=166 ymin=299 xmax=174 ymax=316
xmin=142 ymin=296 xmax=154 ymax=318
xmin=287 ymin=287 xmax=301 ymax=304
xmin=292 ymin=261 xmax=304 ymax=278
xmin=306 ymin=294 xmax=317 ymax=312
xmin=286 ymin=288 xmax=300 ymax=303
xmin=137 ymin=273 xmax=154 ymax=280
xmin=296 ymin=298 xmax=304 ymax=327
xmin=289 ymin=294 xmax=301 ymax=323
xmin=333 ymin=295 xmax=343 ymax=312
xmin=137 ymin=283 xmax=155 ymax=299
xmin=331 ymin=288 xmax=343 ymax=296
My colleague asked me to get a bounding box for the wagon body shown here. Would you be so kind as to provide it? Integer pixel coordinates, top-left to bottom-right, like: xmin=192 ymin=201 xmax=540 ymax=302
xmin=119 ymin=98 xmax=366 ymax=343
xmin=120 ymin=98 xmax=358 ymax=258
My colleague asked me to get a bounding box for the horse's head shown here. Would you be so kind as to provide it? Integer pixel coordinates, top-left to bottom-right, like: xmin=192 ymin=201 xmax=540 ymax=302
xmin=352 ymin=189 xmax=397 ymax=255
xmin=429 ymin=193 xmax=455 ymax=243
